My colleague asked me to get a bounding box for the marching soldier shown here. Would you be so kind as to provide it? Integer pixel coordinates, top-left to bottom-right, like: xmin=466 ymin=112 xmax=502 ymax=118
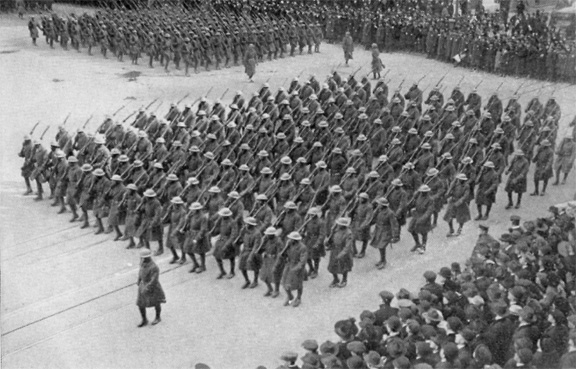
xmin=279 ymin=231 xmax=307 ymax=307
xmin=52 ymin=150 xmax=68 ymax=213
xmin=325 ymin=217 xmax=354 ymax=288
xmin=531 ymin=139 xmax=554 ymax=196
xmin=444 ymin=173 xmax=471 ymax=237
xmin=408 ymin=184 xmax=434 ymax=254
xmin=19 ymin=135 xmax=35 ymax=195
xmin=107 ymin=174 xmax=126 ymax=241
xmin=474 ymin=161 xmax=499 ymax=220
xmin=135 ymin=189 xmax=164 ymax=255
xmin=369 ymin=197 xmax=399 ymax=269
xmin=31 ymin=140 xmax=48 ymax=200
xmin=553 ymin=136 xmax=575 ymax=186
xmin=343 ymin=31 xmax=354 ymax=66
xmin=239 ymin=217 xmax=262 ymax=289
xmin=504 ymin=149 xmax=530 ymax=209
xmin=351 ymin=192 xmax=372 ymax=258
xmin=181 ymin=201 xmax=209 ymax=273
xmin=259 ymin=227 xmax=283 ymax=297
xmin=121 ymin=183 xmax=141 ymax=249
xmin=212 ymin=207 xmax=238 ymax=279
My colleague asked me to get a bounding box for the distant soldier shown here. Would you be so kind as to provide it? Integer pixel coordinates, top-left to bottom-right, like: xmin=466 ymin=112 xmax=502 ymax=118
xmin=243 ymin=43 xmax=257 ymax=82
xmin=239 ymin=217 xmax=262 ymax=289
xmin=212 ymin=207 xmax=238 ymax=279
xmin=19 ymin=135 xmax=34 ymax=195
xmin=531 ymin=139 xmax=554 ymax=196
xmin=474 ymin=161 xmax=499 ymax=220
xmin=371 ymin=43 xmax=384 ymax=79
xmin=342 ymin=31 xmax=354 ymax=66
xmin=370 ymin=197 xmax=399 ymax=268
xmin=444 ymin=173 xmax=471 ymax=237
xmin=28 ymin=17 xmax=39 ymax=45
xmin=259 ymin=226 xmax=283 ymax=297
xmin=135 ymin=189 xmax=164 ymax=255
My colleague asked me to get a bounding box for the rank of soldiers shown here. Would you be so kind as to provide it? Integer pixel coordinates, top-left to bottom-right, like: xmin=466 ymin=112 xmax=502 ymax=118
xmin=27 ymin=0 xmax=324 ymax=75
xmin=19 ymin=71 xmax=575 ymax=307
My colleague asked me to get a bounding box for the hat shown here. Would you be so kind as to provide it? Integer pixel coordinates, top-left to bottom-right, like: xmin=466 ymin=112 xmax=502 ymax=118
xmin=189 ymin=145 xmax=200 ymax=152
xmin=204 ymin=152 xmax=215 ymax=160
xmin=391 ymin=178 xmax=403 ymax=186
xmin=336 ymin=217 xmax=351 ymax=227
xmin=218 ymin=208 xmax=232 ymax=217
xmin=208 ymin=186 xmax=221 ymax=193
xmin=424 ymin=270 xmax=437 ymax=281
xmin=189 ymin=202 xmax=203 ymax=210
xmin=315 ymin=161 xmax=327 ymax=169
xmin=418 ymin=184 xmax=431 ymax=192
xmin=187 ymin=177 xmax=199 ymax=185
xmin=239 ymin=164 xmax=249 ymax=171
xmin=280 ymin=156 xmax=292 ymax=165
xmin=302 ymin=339 xmax=319 ymax=351
xmin=377 ymin=197 xmax=389 ymax=206
xmin=514 ymin=149 xmax=524 ymax=156
xmin=68 ymin=156 xmax=78 ymax=163
xmin=380 ymin=290 xmax=394 ymax=302
xmin=171 ymin=196 xmax=184 ymax=205
xmin=93 ymin=168 xmax=105 ymax=177
xmin=456 ymin=173 xmax=468 ymax=180
xmin=345 ymin=167 xmax=357 ymax=174
xmin=244 ymin=217 xmax=257 ymax=226
xmin=126 ymin=183 xmax=138 ymax=191
xmin=260 ymin=167 xmax=272 ymax=175
xmin=111 ymin=174 xmax=122 ymax=181
xmin=483 ymin=161 xmax=495 ymax=168
xmin=264 ymin=227 xmax=277 ymax=235
xmin=143 ymin=189 xmax=157 ymax=197
xmin=228 ymin=191 xmax=240 ymax=199
xmin=221 ymin=158 xmax=233 ymax=166
xmin=378 ymin=155 xmax=388 ymax=162
xmin=256 ymin=194 xmax=268 ymax=201
xmin=426 ymin=168 xmax=439 ymax=176
xmin=287 ymin=232 xmax=302 ymax=240
xmin=139 ymin=249 xmax=152 ymax=258
xmin=257 ymin=150 xmax=269 ymax=157
xmin=284 ymin=201 xmax=297 ymax=209
xmin=320 ymin=341 xmax=339 ymax=355
xmin=153 ymin=162 xmax=163 ymax=170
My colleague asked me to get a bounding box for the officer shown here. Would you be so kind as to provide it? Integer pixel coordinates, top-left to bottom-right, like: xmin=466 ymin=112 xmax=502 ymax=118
xmin=326 ymin=217 xmax=354 ymax=288
xmin=505 ymin=149 xmax=529 ymax=209
xmin=370 ymin=197 xmax=399 ymax=269
xmin=279 ymin=231 xmax=307 ymax=307
xmin=409 ymin=184 xmax=434 ymax=254
xmin=531 ymin=139 xmax=554 ymax=196
xmin=444 ymin=173 xmax=471 ymax=237
xmin=212 ymin=207 xmax=238 ymax=279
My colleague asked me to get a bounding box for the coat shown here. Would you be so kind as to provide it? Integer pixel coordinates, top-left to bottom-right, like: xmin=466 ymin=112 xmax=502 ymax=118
xmin=303 ymin=217 xmax=326 ymax=259
xmin=136 ymin=259 xmax=166 ymax=308
xmin=475 ymin=168 xmax=499 ymax=205
xmin=239 ymin=227 xmax=262 ymax=271
xmin=260 ymin=237 xmax=283 ymax=284
xmin=281 ymin=241 xmax=308 ymax=290
xmin=533 ymin=146 xmax=554 ymax=180
xmin=183 ymin=212 xmax=210 ymax=254
xmin=124 ymin=193 xmax=141 ymax=237
xmin=327 ymin=228 xmax=353 ymax=274
xmin=352 ymin=202 xmax=373 ymax=242
xmin=505 ymin=156 xmax=529 ymax=193
xmin=408 ymin=194 xmax=434 ymax=234
xmin=135 ymin=198 xmax=163 ymax=241
xmin=444 ymin=181 xmax=471 ymax=224
xmin=370 ymin=206 xmax=398 ymax=249
xmin=213 ymin=218 xmax=238 ymax=260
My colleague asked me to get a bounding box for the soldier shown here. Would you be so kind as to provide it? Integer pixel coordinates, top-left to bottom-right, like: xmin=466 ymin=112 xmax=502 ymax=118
xmin=279 ymin=231 xmax=307 ymax=307
xmin=408 ymin=184 xmax=434 ymax=254
xmin=52 ymin=149 xmax=68 ymax=212
xmin=107 ymin=174 xmax=126 ymax=241
xmin=370 ymin=197 xmax=399 ymax=269
xmin=31 ymin=140 xmax=48 ymax=200
xmin=504 ymin=149 xmax=530 ymax=209
xmin=212 ymin=207 xmax=238 ymax=279
xmin=474 ymin=161 xmax=499 ymax=221
xmin=238 ymin=217 xmax=262 ymax=289
xmin=531 ymin=139 xmax=554 ymax=196
xmin=181 ymin=201 xmax=209 ymax=273
xmin=553 ymin=136 xmax=575 ymax=186
xmin=259 ymin=226 xmax=283 ymax=297
xmin=135 ymin=189 xmax=164 ymax=255
xmin=325 ymin=217 xmax=354 ymax=288
xmin=28 ymin=17 xmax=39 ymax=45
xmin=343 ymin=31 xmax=354 ymax=66
xmin=135 ymin=249 xmax=165 ymax=327
xmin=371 ymin=43 xmax=384 ymax=79
xmin=78 ymin=163 xmax=94 ymax=228
xmin=351 ymin=192 xmax=372 ymax=258
xmin=444 ymin=173 xmax=471 ymax=237
xmin=19 ymin=135 xmax=34 ymax=195
xmin=121 ymin=183 xmax=141 ymax=249
xmin=243 ymin=43 xmax=257 ymax=82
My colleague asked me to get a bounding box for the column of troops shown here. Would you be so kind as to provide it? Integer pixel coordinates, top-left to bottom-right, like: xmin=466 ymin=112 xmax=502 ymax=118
xmin=27 ymin=4 xmax=324 ymax=75
xmin=19 ymin=73 xmax=576 ymax=307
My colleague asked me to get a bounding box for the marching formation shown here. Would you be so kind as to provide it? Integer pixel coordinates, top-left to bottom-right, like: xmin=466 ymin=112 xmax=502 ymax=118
xmin=18 ymin=71 xmax=576 ymax=308
xmin=26 ymin=1 xmax=323 ymax=75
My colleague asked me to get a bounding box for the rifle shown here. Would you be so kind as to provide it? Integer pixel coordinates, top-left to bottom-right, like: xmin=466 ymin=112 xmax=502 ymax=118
xmin=61 ymin=113 xmax=71 ymax=127
xmin=435 ymin=71 xmax=449 ymax=87
xmin=39 ymin=126 xmax=50 ymax=140
xmin=82 ymin=115 xmax=93 ymax=129
xmin=112 ymin=104 xmax=126 ymax=117
xmin=456 ymin=75 xmax=465 ymax=87
xmin=145 ymin=98 xmax=160 ymax=110
xmin=474 ymin=80 xmax=483 ymax=90
xmin=29 ymin=121 xmax=40 ymax=135
xmin=397 ymin=77 xmax=406 ymax=90
xmin=123 ymin=109 xmax=140 ymax=123
xmin=177 ymin=93 xmax=191 ymax=105
xmin=219 ymin=88 xmax=229 ymax=100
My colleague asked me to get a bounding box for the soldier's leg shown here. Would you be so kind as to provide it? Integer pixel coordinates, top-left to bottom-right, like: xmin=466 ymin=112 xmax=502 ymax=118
xmin=154 ymin=236 xmax=164 ymax=256
xmin=553 ymin=169 xmax=561 ymax=185
xmin=313 ymin=257 xmax=321 ymax=278
xmin=215 ymin=258 xmax=226 ymax=278
xmin=358 ymin=239 xmax=368 ymax=258
xmin=197 ymin=253 xmax=206 ymax=272
xmin=137 ymin=236 xmax=145 ymax=248
xmin=57 ymin=196 xmax=66 ymax=213
xmin=137 ymin=307 xmax=148 ymax=327
xmin=113 ymin=225 xmax=123 ymax=241
xmin=307 ymin=259 xmax=314 ymax=275
xmin=421 ymin=232 xmax=428 ymax=252
xmin=95 ymin=217 xmax=105 ymax=234
xmin=125 ymin=236 xmax=136 ymax=248
xmin=69 ymin=203 xmax=78 ymax=221
xmin=227 ymin=258 xmax=235 ymax=278
xmin=329 ymin=273 xmax=340 ymax=287
xmin=80 ymin=207 xmax=90 ymax=228
xmin=24 ymin=177 xmax=33 ymax=194
xmin=410 ymin=232 xmax=421 ymax=251
xmin=506 ymin=191 xmax=514 ymax=208
xmin=149 ymin=54 xmax=153 ymax=68
xmin=250 ymin=269 xmax=259 ymax=288
xmin=283 ymin=288 xmax=294 ymax=306
xmin=264 ymin=281 xmax=273 ymax=296
xmin=241 ymin=269 xmax=251 ymax=288
xmin=293 ymin=287 xmax=302 ymax=307
xmin=562 ymin=171 xmax=569 ymax=184
xmin=446 ymin=219 xmax=456 ymax=237
xmin=152 ymin=304 xmax=161 ymax=325
xmin=531 ymin=179 xmax=540 ymax=196
xmin=515 ymin=192 xmax=522 ymax=209
xmin=484 ymin=204 xmax=492 ymax=219
xmin=432 ymin=211 xmax=438 ymax=227
xmin=475 ymin=204 xmax=483 ymax=220
xmin=377 ymin=246 xmax=387 ymax=269
xmin=456 ymin=223 xmax=463 ymax=235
